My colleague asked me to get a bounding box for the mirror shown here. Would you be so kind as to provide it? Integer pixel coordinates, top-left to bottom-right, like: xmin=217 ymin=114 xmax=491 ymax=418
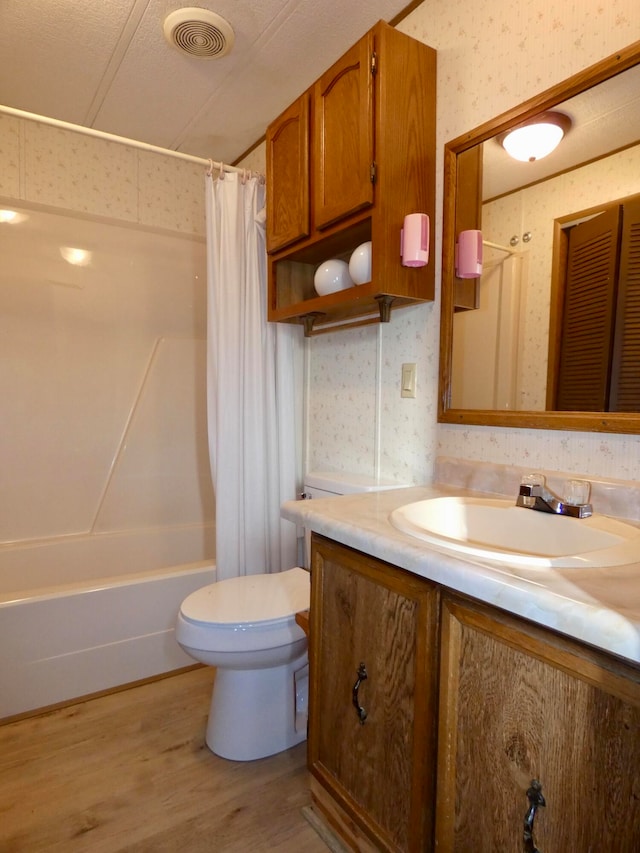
xmin=439 ymin=40 xmax=640 ymax=433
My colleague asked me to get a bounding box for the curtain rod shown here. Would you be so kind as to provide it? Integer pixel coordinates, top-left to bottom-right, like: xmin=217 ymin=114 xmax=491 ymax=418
xmin=482 ymin=239 xmax=517 ymax=255
xmin=0 ymin=104 xmax=247 ymax=175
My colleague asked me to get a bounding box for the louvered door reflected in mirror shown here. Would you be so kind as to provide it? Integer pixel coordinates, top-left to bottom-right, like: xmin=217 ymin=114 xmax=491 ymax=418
xmin=549 ymin=195 xmax=640 ymax=412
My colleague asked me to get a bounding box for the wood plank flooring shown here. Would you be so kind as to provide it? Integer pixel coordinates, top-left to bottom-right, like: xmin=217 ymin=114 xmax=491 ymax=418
xmin=0 ymin=667 xmax=331 ymax=852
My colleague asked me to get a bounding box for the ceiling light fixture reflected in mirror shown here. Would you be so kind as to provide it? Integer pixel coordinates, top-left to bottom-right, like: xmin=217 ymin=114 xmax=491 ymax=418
xmin=0 ymin=209 xmax=28 ymax=224
xmin=499 ymin=111 xmax=572 ymax=162
xmin=60 ymin=247 xmax=92 ymax=266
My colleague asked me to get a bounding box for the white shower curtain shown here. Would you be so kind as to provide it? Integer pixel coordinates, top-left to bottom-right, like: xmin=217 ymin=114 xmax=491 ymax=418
xmin=205 ymin=171 xmax=301 ymax=581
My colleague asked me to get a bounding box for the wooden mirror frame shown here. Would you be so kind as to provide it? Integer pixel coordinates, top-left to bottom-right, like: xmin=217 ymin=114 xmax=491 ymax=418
xmin=439 ymin=40 xmax=640 ymax=434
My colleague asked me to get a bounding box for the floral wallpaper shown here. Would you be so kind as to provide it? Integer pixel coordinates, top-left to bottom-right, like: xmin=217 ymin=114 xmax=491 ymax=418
xmin=308 ymin=325 xmax=379 ymax=474
xmin=0 ymin=115 xmax=204 ymax=235
xmin=138 ymin=150 xmax=204 ymax=234
xmin=0 ymin=114 xmax=21 ymax=198
xmin=234 ymin=141 xmax=267 ymax=179
xmin=308 ymin=0 xmax=640 ymax=486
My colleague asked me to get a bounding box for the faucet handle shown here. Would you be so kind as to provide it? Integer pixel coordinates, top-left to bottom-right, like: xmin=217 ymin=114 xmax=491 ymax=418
xmin=563 ymin=479 xmax=591 ymax=507
xmin=521 ymin=472 xmax=545 ymax=488
xmin=518 ymin=473 xmax=545 ymax=506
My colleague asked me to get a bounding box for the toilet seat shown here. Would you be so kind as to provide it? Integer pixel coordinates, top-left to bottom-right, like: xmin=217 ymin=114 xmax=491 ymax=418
xmin=176 ymin=567 xmax=309 ymax=654
xmin=180 ymin=566 xmax=309 ymax=624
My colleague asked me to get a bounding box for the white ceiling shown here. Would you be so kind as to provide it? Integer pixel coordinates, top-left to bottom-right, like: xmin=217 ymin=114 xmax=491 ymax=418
xmin=0 ymin=0 xmax=411 ymax=163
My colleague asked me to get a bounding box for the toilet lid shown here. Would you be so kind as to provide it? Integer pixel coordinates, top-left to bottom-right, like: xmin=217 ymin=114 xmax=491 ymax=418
xmin=180 ymin=567 xmax=309 ymax=626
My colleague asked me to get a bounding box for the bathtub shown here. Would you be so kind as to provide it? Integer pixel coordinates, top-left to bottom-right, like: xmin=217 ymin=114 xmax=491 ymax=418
xmin=0 ymin=526 xmax=216 ymax=719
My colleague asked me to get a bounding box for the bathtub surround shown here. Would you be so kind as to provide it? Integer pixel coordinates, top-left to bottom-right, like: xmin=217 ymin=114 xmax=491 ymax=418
xmin=205 ymin=171 xmax=302 ymax=581
xmin=0 ymin=202 xmax=214 ymax=716
xmin=1 ymin=205 xmax=211 ymax=543
xmin=0 ymin=114 xmax=214 ymax=717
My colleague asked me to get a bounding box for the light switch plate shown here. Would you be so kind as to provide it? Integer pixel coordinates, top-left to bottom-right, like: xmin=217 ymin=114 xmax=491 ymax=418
xmin=401 ymin=363 xmax=416 ymax=398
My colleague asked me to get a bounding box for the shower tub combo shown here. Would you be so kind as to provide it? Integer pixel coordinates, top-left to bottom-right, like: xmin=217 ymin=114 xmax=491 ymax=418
xmin=0 ymin=204 xmax=215 ymax=721
xmin=0 ymin=527 xmax=215 ymax=720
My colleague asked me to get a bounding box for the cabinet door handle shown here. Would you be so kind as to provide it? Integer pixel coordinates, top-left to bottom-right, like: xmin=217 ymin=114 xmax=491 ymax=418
xmin=352 ymin=662 xmax=368 ymax=724
xmin=523 ymin=779 xmax=546 ymax=853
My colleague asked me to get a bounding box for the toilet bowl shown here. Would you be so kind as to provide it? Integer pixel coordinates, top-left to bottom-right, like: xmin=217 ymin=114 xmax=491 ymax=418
xmin=176 ymin=471 xmax=407 ymax=762
xmin=175 ymin=567 xmax=310 ymax=761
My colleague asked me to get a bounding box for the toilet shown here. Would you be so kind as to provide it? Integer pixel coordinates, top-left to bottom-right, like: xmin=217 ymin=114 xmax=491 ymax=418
xmin=175 ymin=472 xmax=406 ymax=762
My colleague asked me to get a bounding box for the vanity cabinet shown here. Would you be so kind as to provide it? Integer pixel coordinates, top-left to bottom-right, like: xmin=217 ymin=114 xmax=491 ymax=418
xmin=435 ymin=594 xmax=640 ymax=852
xmin=266 ymin=22 xmax=436 ymax=335
xmin=307 ymin=534 xmax=640 ymax=852
xmin=308 ymin=535 xmax=440 ymax=852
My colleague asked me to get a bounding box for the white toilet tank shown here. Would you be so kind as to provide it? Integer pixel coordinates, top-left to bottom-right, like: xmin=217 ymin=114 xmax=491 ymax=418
xmin=303 ymin=470 xmax=407 ymax=499
xmin=299 ymin=471 xmax=408 ymax=566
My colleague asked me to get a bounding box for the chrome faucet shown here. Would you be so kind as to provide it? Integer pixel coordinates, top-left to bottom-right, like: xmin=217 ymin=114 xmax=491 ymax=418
xmin=516 ymin=474 xmax=592 ymax=518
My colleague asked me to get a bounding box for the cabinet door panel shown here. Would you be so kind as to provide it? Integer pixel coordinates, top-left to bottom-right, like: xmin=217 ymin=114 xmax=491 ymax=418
xmin=436 ymin=596 xmax=640 ymax=852
xmin=313 ymin=34 xmax=374 ymax=230
xmin=266 ymin=93 xmax=310 ymax=253
xmin=309 ymin=536 xmax=438 ymax=852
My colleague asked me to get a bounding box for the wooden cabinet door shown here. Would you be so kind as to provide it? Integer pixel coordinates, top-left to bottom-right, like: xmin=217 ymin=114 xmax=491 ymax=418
xmin=436 ymin=595 xmax=640 ymax=852
xmin=266 ymin=93 xmax=310 ymax=253
xmin=312 ymin=33 xmax=374 ymax=230
xmin=309 ymin=535 xmax=439 ymax=852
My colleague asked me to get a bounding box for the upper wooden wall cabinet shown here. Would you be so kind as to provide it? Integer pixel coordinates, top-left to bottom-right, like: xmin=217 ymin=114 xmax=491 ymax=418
xmin=266 ymin=22 xmax=436 ymax=335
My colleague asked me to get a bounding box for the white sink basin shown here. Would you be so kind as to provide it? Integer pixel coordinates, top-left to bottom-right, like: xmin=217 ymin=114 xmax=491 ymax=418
xmin=389 ymin=496 xmax=640 ymax=568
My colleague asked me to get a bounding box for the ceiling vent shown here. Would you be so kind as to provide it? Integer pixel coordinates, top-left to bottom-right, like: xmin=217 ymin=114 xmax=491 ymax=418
xmin=163 ymin=8 xmax=235 ymax=59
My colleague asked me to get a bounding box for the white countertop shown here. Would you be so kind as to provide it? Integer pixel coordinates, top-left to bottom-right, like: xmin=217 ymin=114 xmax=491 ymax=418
xmin=282 ymin=483 xmax=640 ymax=666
